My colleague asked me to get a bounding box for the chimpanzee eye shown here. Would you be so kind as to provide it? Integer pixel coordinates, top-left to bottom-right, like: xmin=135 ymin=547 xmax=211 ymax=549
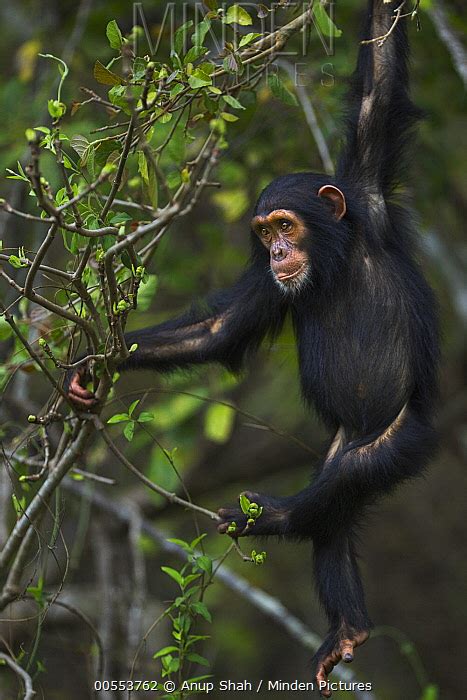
xmin=280 ymin=220 xmax=292 ymax=232
xmin=261 ymin=228 xmax=270 ymax=238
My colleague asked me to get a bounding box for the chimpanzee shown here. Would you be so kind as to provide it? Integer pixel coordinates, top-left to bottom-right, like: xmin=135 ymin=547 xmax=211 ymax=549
xmin=68 ymin=0 xmax=439 ymax=692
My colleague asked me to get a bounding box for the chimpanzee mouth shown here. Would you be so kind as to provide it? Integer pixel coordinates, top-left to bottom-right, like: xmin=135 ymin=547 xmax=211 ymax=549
xmin=276 ymin=262 xmax=307 ymax=282
xmin=273 ymin=263 xmax=309 ymax=294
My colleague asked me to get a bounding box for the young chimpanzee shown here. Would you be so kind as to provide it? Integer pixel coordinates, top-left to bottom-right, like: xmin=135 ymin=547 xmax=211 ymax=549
xmin=68 ymin=0 xmax=439 ymax=692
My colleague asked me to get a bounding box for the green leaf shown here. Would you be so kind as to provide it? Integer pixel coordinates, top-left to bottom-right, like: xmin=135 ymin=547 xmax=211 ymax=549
xmin=161 ymin=566 xmax=184 ymax=587
xmin=86 ymin=146 xmax=96 ymax=177
xmin=220 ymin=112 xmax=239 ymax=122
xmin=196 ymin=556 xmax=213 ymax=575
xmin=123 ymin=421 xmax=135 ymax=442
xmin=222 ymin=95 xmax=245 ymax=110
xmin=204 ymin=403 xmax=235 ymax=443
xmin=170 ymin=83 xmax=185 ymax=98
xmin=8 ymin=255 xmax=28 ymax=269
xmin=166 ymin=656 xmax=180 ymax=674
xmin=0 ymin=316 xmax=13 ymax=341
xmin=108 ymin=84 xmax=130 ymax=114
xmin=138 ymin=151 xmax=158 ymax=208
xmin=224 ymin=5 xmax=253 ymax=26
xmin=11 ymin=494 xmax=26 ymax=518
xmin=136 ymin=274 xmax=158 ymax=311
xmin=137 ymin=412 xmax=154 ymax=423
xmin=190 ymin=533 xmax=207 ymax=549
xmin=5 ymin=166 xmax=29 ymax=182
xmin=147 ymin=159 xmax=158 ymax=209
xmin=94 ymin=60 xmax=124 ymax=86
xmin=48 ymin=100 xmax=66 ymax=118
xmin=268 ymin=74 xmax=298 ymax=107
xmin=110 ymin=213 xmax=132 ymax=225
xmin=27 ymin=577 xmax=44 ymax=605
xmin=190 ymin=601 xmax=212 ymax=623
xmin=133 ymin=57 xmax=148 ymax=80
xmin=239 ymin=493 xmax=251 ymax=514
xmin=186 ymin=652 xmax=210 ymax=667
xmin=107 ymin=413 xmax=128 ymax=424
xmin=106 ymin=20 xmax=124 ymax=50
xmin=138 ymin=151 xmax=149 ymax=184
xmin=128 ymin=399 xmax=140 ymax=417
xmin=70 ymin=134 xmax=90 ymax=159
xmin=167 ymin=171 xmax=181 ymax=189
xmin=312 ymin=3 xmax=342 ymax=38
xmin=192 ymin=19 xmax=211 ymax=47
xmin=239 ymin=32 xmax=261 ymax=48
xmin=153 ymin=646 xmax=178 ymax=660
xmin=198 ymin=62 xmax=215 ymax=76
xmin=184 ymin=46 xmax=208 ymax=65
xmin=188 ymin=69 xmax=213 ymax=89
xmin=167 ymin=538 xmax=192 ymax=551
xmin=174 ymin=20 xmax=194 ymax=56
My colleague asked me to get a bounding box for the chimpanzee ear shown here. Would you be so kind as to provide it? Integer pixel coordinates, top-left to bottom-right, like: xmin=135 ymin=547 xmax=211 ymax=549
xmin=317 ymin=185 xmax=347 ymax=221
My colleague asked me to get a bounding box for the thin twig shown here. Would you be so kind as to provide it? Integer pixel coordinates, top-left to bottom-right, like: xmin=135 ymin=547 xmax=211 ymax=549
xmin=50 ymin=599 xmax=104 ymax=679
xmin=0 ymin=252 xmax=72 ymax=282
xmin=107 ymin=387 xmax=317 ymax=456
xmin=24 ymin=224 xmax=58 ymax=297
xmin=277 ymin=59 xmax=334 ymax=175
xmin=99 ymin=422 xmax=220 ymax=522
xmin=0 ymin=421 xmax=92 ymax=573
xmin=125 ymin=504 xmax=147 ymax=668
xmin=0 ymin=652 xmax=35 ymax=699
xmin=0 ymin=300 xmax=68 ymax=401
xmin=361 ymin=1 xmax=408 ymax=46
xmin=100 ymin=116 xmax=136 ymax=220
xmin=0 ymin=520 xmax=41 ymax=610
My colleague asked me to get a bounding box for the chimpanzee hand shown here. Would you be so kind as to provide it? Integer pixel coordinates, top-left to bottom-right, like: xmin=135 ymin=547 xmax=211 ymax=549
xmin=313 ymin=627 xmax=369 ymax=698
xmin=217 ymin=491 xmax=290 ymax=537
xmin=65 ymin=365 xmax=98 ymax=409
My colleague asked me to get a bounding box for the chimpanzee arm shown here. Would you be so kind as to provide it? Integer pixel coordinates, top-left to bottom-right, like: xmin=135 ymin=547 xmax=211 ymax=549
xmin=338 ymin=0 xmax=421 ymax=201
xmin=67 ymin=263 xmax=287 ymax=407
xmin=122 ymin=266 xmax=286 ymax=374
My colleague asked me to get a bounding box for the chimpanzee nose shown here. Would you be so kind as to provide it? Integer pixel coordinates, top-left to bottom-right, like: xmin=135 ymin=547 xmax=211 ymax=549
xmin=271 ymin=242 xmax=287 ymax=261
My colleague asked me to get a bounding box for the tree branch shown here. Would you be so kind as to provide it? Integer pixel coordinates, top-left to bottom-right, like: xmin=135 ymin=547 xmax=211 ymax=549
xmin=0 ymin=652 xmax=35 ymax=699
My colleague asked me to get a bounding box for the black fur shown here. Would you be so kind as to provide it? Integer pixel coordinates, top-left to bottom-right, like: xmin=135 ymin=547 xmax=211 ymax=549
xmin=69 ymin=0 xmax=439 ymax=686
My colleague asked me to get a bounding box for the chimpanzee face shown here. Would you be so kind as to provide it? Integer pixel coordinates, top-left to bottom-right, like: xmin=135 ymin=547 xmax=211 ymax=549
xmin=251 ymin=209 xmax=310 ymax=292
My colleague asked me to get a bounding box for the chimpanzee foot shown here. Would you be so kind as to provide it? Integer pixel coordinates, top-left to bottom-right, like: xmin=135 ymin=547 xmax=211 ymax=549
xmin=217 ymin=491 xmax=289 ymax=537
xmin=314 ymin=627 xmax=369 ymax=698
